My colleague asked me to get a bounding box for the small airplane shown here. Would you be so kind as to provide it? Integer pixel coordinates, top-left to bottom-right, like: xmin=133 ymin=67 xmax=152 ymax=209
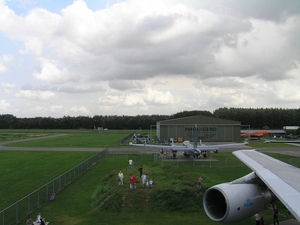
xmin=130 ymin=125 xmax=248 ymax=158
xmin=240 ymin=130 xmax=269 ymax=139
xmin=203 ymin=149 xmax=300 ymax=223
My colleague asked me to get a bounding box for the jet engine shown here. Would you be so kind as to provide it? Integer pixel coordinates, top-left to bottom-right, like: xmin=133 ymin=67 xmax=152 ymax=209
xmin=203 ymin=173 xmax=274 ymax=223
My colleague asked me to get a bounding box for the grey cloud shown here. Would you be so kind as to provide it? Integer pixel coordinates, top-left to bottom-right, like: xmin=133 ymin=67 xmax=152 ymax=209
xmin=21 ymin=84 xmax=55 ymax=91
xmin=109 ymin=80 xmax=144 ymax=91
xmin=136 ymin=14 xmax=176 ymax=33
xmin=58 ymin=85 xmax=106 ymax=93
xmin=201 ymin=0 xmax=300 ymax=22
xmin=198 ymin=78 xmax=245 ymax=89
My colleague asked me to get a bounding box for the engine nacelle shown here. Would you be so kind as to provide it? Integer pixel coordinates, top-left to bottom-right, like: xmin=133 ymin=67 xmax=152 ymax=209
xmin=203 ymin=183 xmax=273 ymax=223
xmin=183 ymin=152 xmax=191 ymax=156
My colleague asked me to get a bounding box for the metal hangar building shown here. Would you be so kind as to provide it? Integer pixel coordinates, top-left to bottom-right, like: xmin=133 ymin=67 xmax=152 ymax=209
xmin=156 ymin=115 xmax=241 ymax=142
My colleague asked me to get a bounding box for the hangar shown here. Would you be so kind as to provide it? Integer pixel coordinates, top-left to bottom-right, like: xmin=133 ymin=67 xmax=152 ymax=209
xmin=155 ymin=115 xmax=241 ymax=143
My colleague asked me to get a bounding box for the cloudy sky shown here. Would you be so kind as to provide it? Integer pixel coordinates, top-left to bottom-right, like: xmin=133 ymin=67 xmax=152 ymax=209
xmin=0 ymin=0 xmax=299 ymax=118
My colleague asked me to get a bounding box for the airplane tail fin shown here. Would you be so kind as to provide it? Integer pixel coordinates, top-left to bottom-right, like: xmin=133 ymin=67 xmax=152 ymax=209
xmin=244 ymin=140 xmax=249 ymax=145
xmin=194 ymin=124 xmax=198 ymax=148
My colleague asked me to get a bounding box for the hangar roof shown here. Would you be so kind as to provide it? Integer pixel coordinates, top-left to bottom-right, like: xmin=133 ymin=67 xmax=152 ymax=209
xmin=159 ymin=115 xmax=240 ymax=125
xmin=241 ymin=130 xmax=286 ymax=134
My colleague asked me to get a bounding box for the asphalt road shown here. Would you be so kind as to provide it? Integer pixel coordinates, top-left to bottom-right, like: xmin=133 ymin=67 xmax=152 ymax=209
xmin=2 ymin=135 xmax=300 ymax=158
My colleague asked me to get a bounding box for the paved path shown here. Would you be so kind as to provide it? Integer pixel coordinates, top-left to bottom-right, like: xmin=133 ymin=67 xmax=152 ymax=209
xmin=273 ymin=219 xmax=300 ymax=225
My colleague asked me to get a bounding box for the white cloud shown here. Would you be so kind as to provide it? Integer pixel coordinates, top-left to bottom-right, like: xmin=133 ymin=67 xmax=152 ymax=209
xmin=0 ymin=54 xmax=13 ymax=73
xmin=15 ymin=90 xmax=55 ymax=100
xmin=1 ymin=82 xmax=15 ymax=94
xmin=71 ymin=105 xmax=90 ymax=115
xmin=143 ymin=88 xmax=175 ymax=105
xmin=0 ymin=99 xmax=10 ymax=109
xmin=2 ymin=54 xmax=13 ymax=62
xmin=33 ymin=58 xmax=78 ymax=84
xmin=109 ymin=80 xmax=144 ymax=91
xmin=0 ymin=62 xmax=7 ymax=73
xmin=0 ymin=0 xmax=299 ymax=117
xmin=50 ymin=104 xmax=63 ymax=112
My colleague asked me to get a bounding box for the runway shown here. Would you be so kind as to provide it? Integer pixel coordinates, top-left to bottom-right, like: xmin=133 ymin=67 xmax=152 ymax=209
xmin=2 ymin=136 xmax=300 ymax=159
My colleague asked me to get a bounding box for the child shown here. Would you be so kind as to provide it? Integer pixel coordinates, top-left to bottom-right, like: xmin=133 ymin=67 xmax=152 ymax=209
xmin=149 ymin=178 xmax=153 ymax=188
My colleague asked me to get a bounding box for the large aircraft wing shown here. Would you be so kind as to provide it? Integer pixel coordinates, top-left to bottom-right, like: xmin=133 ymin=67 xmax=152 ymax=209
xmin=129 ymin=142 xmax=190 ymax=151
xmin=233 ymin=150 xmax=300 ymax=222
xmin=130 ymin=141 xmax=248 ymax=152
xmin=197 ymin=141 xmax=248 ymax=150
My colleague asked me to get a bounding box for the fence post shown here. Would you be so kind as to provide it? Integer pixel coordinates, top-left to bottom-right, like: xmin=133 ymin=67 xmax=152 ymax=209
xmin=16 ymin=202 xmax=18 ymax=224
xmin=38 ymin=189 xmax=40 ymax=206
xmin=46 ymin=185 xmax=48 ymax=202
xmin=28 ymin=195 xmax=30 ymax=214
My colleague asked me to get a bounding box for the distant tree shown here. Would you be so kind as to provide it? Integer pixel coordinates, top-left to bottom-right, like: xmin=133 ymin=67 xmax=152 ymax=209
xmin=2 ymin=108 xmax=300 ymax=130
xmin=170 ymin=110 xmax=213 ymax=119
xmin=0 ymin=114 xmax=17 ymax=129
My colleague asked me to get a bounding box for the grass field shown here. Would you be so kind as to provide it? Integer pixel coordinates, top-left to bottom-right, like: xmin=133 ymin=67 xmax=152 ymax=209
xmin=1 ymin=129 xmax=135 ymax=148
xmin=0 ymin=130 xmax=298 ymax=225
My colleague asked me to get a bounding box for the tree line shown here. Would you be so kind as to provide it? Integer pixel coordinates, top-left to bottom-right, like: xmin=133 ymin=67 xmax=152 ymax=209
xmin=1 ymin=108 xmax=300 ymax=133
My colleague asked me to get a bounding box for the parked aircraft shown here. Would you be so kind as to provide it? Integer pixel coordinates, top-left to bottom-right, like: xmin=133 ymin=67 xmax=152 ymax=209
xmin=129 ymin=125 xmax=248 ymax=158
xmin=240 ymin=130 xmax=269 ymax=139
xmin=131 ymin=133 xmax=151 ymax=144
xmin=203 ymin=150 xmax=300 ymax=223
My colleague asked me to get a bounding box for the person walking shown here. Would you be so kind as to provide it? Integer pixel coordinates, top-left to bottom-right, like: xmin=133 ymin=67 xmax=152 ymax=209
xmin=129 ymin=174 xmax=136 ymax=190
xmin=128 ymin=159 xmax=133 ymax=169
xmin=254 ymin=213 xmax=260 ymax=225
xmin=141 ymin=172 xmax=147 ymax=188
xmin=36 ymin=213 xmax=41 ymax=223
xmin=138 ymin=165 xmax=143 ymax=177
xmin=198 ymin=176 xmax=203 ymax=189
xmin=118 ymin=171 xmax=124 ymax=185
xmin=26 ymin=217 xmax=34 ymax=225
xmin=273 ymin=205 xmax=279 ymax=225
xmin=149 ymin=178 xmax=153 ymax=188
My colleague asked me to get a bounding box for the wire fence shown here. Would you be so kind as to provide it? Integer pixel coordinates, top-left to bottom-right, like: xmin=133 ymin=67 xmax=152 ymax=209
xmin=106 ymin=151 xmax=300 ymax=168
xmin=0 ymin=148 xmax=108 ymax=225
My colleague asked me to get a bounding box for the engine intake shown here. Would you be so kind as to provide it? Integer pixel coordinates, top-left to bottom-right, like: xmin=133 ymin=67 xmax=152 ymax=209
xmin=203 ymin=183 xmax=273 ymax=223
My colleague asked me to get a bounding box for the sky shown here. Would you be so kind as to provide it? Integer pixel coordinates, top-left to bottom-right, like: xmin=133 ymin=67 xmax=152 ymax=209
xmin=0 ymin=0 xmax=300 ymax=118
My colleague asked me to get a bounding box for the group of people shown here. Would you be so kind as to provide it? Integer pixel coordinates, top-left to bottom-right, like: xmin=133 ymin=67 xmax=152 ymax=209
xmin=118 ymin=161 xmax=154 ymax=190
xmin=26 ymin=213 xmax=47 ymax=225
xmin=254 ymin=205 xmax=279 ymax=225
xmin=254 ymin=213 xmax=265 ymax=225
xmin=129 ymin=170 xmax=153 ymax=190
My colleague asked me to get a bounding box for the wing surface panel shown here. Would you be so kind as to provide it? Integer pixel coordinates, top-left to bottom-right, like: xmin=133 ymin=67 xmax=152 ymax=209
xmin=130 ymin=143 xmax=191 ymax=151
xmin=233 ymin=150 xmax=300 ymax=221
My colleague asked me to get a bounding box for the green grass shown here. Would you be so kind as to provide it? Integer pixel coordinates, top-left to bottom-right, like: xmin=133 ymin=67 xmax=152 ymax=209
xmin=2 ymin=129 xmax=136 ymax=148
xmin=20 ymin=153 xmax=294 ymax=225
xmin=0 ymin=130 xmax=298 ymax=225
xmin=0 ymin=132 xmax=52 ymax=142
xmin=247 ymin=139 xmax=299 ymax=148
xmin=0 ymin=151 xmax=96 ymax=210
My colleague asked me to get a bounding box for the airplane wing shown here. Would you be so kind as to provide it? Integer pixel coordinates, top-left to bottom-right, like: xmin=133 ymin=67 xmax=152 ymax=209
xmin=233 ymin=150 xmax=300 ymax=222
xmin=195 ymin=141 xmax=249 ymax=151
xmin=129 ymin=142 xmax=190 ymax=151
xmin=130 ymin=141 xmax=248 ymax=152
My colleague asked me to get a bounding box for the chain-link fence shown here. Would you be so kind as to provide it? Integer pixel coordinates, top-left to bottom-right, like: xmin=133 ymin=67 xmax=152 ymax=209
xmin=106 ymin=151 xmax=300 ymax=168
xmin=0 ymin=148 xmax=108 ymax=225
